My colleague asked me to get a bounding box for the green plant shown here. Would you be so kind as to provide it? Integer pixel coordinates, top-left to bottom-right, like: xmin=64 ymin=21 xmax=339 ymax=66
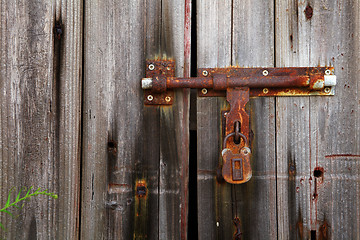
xmin=0 ymin=187 xmax=58 ymax=230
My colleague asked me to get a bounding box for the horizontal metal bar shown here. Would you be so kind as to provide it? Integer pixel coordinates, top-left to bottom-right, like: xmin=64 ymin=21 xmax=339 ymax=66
xmin=142 ymin=65 xmax=336 ymax=105
xmin=198 ymin=87 xmax=335 ymax=97
xmin=142 ymin=75 xmax=336 ymax=92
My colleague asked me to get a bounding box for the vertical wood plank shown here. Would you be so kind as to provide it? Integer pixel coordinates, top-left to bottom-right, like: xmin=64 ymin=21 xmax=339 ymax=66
xmin=56 ymin=2 xmax=83 ymax=239
xmin=82 ymin=1 xmax=145 ymax=238
xmin=159 ymin=0 xmax=190 ymax=238
xmin=0 ymin=0 xmax=82 ymax=239
xmin=276 ymin=0 xmax=360 ymax=239
xmin=232 ymin=1 xmax=277 ymax=239
xmin=196 ymin=0 xmax=232 ymax=239
xmin=197 ymin=0 xmax=276 ymax=239
xmin=82 ymin=0 xmax=189 ymax=239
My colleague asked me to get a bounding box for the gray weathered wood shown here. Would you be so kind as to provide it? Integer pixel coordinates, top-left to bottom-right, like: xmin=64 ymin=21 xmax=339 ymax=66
xmin=197 ymin=0 xmax=276 ymax=239
xmin=276 ymin=0 xmax=360 ymax=239
xmin=82 ymin=1 xmax=144 ymax=238
xmin=82 ymin=0 xmax=189 ymax=239
xmin=159 ymin=1 xmax=190 ymax=239
xmin=231 ymin=1 xmax=277 ymax=239
xmin=0 ymin=0 xmax=82 ymax=239
xmin=196 ymin=0 xmax=232 ymax=239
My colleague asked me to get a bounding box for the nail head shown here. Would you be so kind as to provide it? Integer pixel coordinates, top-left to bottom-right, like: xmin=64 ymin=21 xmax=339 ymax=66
xmin=147 ymin=95 xmax=154 ymax=101
xmin=148 ymin=64 xmax=155 ymax=71
xmin=201 ymin=88 xmax=208 ymax=95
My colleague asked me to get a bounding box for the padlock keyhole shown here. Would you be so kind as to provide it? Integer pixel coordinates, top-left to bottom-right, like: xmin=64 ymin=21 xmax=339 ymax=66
xmin=233 ymin=121 xmax=241 ymax=144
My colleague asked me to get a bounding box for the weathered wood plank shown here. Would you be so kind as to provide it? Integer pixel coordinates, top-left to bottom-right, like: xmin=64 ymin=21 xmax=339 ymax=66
xmin=82 ymin=0 xmax=189 ymax=239
xmin=158 ymin=0 xmax=190 ymax=238
xmin=232 ymin=1 xmax=277 ymax=239
xmin=82 ymin=1 xmax=145 ymax=238
xmin=197 ymin=0 xmax=276 ymax=239
xmin=276 ymin=0 xmax=360 ymax=239
xmin=56 ymin=2 xmax=83 ymax=239
xmin=0 ymin=0 xmax=82 ymax=239
xmin=196 ymin=0 xmax=232 ymax=239
xmin=143 ymin=1 xmax=162 ymax=239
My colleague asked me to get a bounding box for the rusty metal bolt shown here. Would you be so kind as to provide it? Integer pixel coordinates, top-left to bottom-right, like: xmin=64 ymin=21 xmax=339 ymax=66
xmin=136 ymin=185 xmax=147 ymax=198
xmin=202 ymin=70 xmax=209 ymax=77
xmin=324 ymin=87 xmax=331 ymax=94
xmin=201 ymin=88 xmax=208 ymax=95
xmin=147 ymin=95 xmax=154 ymax=101
xmin=262 ymin=69 xmax=269 ymax=76
xmin=165 ymin=96 xmax=171 ymax=102
xmin=148 ymin=64 xmax=155 ymax=71
xmin=325 ymin=69 xmax=331 ymax=75
xmin=263 ymin=88 xmax=269 ymax=94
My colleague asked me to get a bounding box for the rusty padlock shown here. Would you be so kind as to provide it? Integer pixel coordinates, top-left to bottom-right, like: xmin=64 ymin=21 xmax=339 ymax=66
xmin=222 ymin=132 xmax=252 ymax=184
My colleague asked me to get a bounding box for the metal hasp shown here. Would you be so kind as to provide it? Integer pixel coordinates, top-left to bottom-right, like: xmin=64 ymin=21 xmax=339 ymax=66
xmin=142 ymin=59 xmax=337 ymax=184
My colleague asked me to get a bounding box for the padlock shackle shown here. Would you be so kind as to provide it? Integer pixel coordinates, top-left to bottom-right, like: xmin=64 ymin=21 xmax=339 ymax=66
xmin=223 ymin=132 xmax=248 ymax=148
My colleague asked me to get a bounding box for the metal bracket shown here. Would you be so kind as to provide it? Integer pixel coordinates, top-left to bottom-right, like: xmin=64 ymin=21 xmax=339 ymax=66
xmin=141 ymin=59 xmax=337 ymax=184
xmin=196 ymin=67 xmax=336 ymax=97
xmin=143 ymin=60 xmax=175 ymax=105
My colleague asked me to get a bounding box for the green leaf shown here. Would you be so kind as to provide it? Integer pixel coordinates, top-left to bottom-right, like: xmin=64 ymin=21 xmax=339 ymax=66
xmin=1 ymin=185 xmax=58 ymax=231
xmin=13 ymin=204 xmax=22 ymax=210
xmin=2 ymin=210 xmax=13 ymax=217
xmin=0 ymin=222 xmax=5 ymax=231
xmin=15 ymin=187 xmax=23 ymax=202
xmin=25 ymin=186 xmax=33 ymax=197
xmin=4 ymin=188 xmax=14 ymax=208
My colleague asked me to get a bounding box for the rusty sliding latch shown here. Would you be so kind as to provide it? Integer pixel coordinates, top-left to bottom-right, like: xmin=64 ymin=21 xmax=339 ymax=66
xmin=141 ymin=59 xmax=337 ymax=184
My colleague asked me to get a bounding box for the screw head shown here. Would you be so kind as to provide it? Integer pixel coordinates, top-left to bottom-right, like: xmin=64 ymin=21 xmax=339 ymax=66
xmin=148 ymin=64 xmax=155 ymax=71
xmin=201 ymin=88 xmax=208 ymax=95
xmin=262 ymin=70 xmax=269 ymax=76
xmin=165 ymin=96 xmax=171 ymax=102
xmin=147 ymin=95 xmax=154 ymax=101
xmin=202 ymin=70 xmax=209 ymax=77
xmin=241 ymin=147 xmax=251 ymax=155
xmin=325 ymin=69 xmax=331 ymax=75
xmin=324 ymin=87 xmax=331 ymax=93
xmin=263 ymin=88 xmax=269 ymax=94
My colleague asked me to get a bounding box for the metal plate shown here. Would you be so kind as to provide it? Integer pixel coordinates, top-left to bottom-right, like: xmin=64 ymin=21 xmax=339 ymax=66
xmin=197 ymin=67 xmax=335 ymax=97
xmin=144 ymin=60 xmax=175 ymax=105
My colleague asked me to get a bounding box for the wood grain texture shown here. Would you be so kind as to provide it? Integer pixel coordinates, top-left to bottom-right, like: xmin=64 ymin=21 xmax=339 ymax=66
xmin=82 ymin=1 xmax=144 ymax=239
xmin=159 ymin=1 xmax=189 ymax=239
xmin=82 ymin=0 xmax=189 ymax=239
xmin=197 ymin=0 xmax=276 ymax=239
xmin=0 ymin=0 xmax=82 ymax=239
xmin=232 ymin=1 xmax=277 ymax=239
xmin=196 ymin=0 xmax=232 ymax=239
xmin=276 ymin=0 xmax=360 ymax=239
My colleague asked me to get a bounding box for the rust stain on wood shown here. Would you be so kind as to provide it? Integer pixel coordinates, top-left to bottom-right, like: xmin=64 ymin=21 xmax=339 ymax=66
xmin=304 ymin=4 xmax=313 ymax=20
xmin=318 ymin=220 xmax=330 ymax=240
xmin=134 ymin=179 xmax=148 ymax=239
xmin=136 ymin=180 xmax=147 ymax=198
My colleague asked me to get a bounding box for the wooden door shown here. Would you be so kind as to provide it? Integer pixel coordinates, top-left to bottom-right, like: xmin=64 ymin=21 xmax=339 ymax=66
xmin=0 ymin=0 xmax=359 ymax=240
xmin=81 ymin=1 xmax=190 ymax=239
xmin=0 ymin=1 xmax=82 ymax=239
xmin=196 ymin=0 xmax=360 ymax=239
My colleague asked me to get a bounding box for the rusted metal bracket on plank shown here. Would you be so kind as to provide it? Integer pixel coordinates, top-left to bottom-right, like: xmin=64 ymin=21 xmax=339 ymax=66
xmin=141 ymin=59 xmax=337 ymax=184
